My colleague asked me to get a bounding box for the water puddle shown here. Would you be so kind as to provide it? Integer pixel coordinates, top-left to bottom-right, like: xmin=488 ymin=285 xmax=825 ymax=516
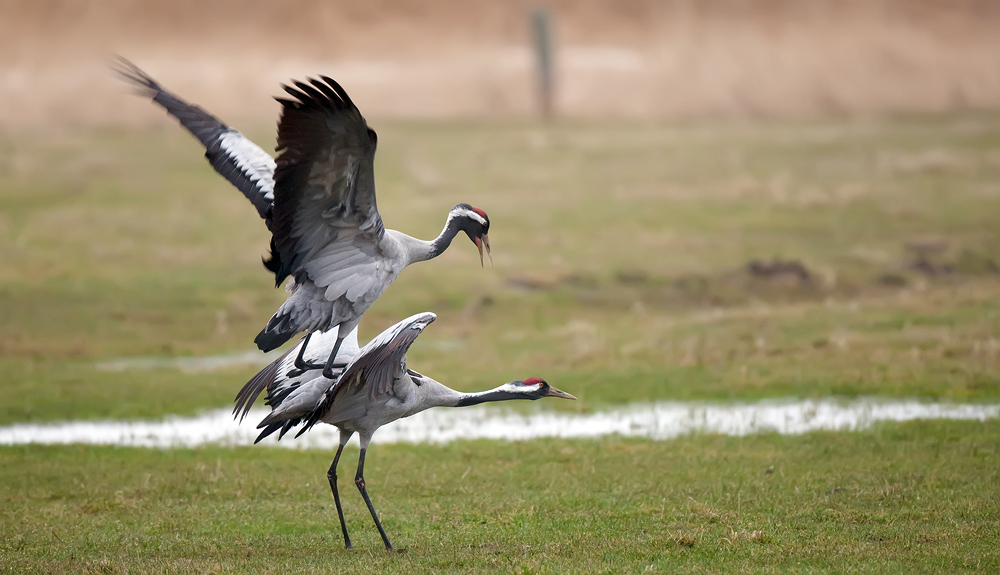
xmin=1 ymin=399 xmax=997 ymax=449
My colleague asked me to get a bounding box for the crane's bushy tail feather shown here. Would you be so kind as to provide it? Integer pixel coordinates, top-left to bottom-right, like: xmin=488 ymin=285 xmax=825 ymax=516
xmin=254 ymin=322 xmax=297 ymax=352
xmin=254 ymin=285 xmax=323 ymax=352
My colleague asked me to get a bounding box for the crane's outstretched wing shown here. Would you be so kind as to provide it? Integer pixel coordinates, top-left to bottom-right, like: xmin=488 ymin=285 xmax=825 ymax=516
xmin=338 ymin=312 xmax=437 ymax=400
xmin=296 ymin=312 xmax=437 ymax=435
xmin=233 ymin=326 xmax=361 ymax=423
xmin=113 ymin=57 xmax=276 ymax=223
xmin=268 ymin=76 xmax=384 ymax=289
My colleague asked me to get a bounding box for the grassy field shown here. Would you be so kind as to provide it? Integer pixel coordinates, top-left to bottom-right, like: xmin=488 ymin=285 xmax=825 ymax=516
xmin=2 ymin=421 xmax=998 ymax=573
xmin=1 ymin=114 xmax=1000 ymax=571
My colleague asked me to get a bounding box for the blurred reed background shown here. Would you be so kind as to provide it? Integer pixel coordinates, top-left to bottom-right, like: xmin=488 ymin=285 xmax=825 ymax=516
xmin=2 ymin=0 xmax=1000 ymax=129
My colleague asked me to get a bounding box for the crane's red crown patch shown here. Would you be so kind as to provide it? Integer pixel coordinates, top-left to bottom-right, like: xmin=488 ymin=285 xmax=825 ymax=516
xmin=523 ymin=377 xmax=544 ymax=386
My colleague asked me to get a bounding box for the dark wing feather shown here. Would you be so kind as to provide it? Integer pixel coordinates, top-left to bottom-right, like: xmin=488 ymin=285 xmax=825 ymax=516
xmin=113 ymin=57 xmax=276 ymax=223
xmin=298 ymin=312 xmax=436 ymax=433
xmin=252 ymin=364 xmax=345 ymax=442
xmin=254 ymin=423 xmax=284 ymax=444
xmin=269 ymin=76 xmax=383 ymax=287
xmin=232 ymin=347 xmax=294 ymax=422
xmin=239 ymin=328 xmax=359 ymax=437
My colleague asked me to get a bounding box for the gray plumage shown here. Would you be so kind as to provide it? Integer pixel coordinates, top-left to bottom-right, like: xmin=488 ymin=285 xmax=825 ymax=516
xmin=115 ymin=58 xmax=358 ymax=370
xmin=235 ymin=311 xmax=575 ymax=550
xmin=233 ymin=326 xmax=360 ymax=425
xmin=255 ymin=77 xmax=492 ymax=378
xmin=116 ymin=60 xmax=492 ymax=379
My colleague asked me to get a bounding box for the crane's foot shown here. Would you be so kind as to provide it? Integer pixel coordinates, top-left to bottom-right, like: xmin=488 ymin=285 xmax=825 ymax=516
xmin=289 ymin=362 xmax=347 ymax=379
xmin=287 ymin=361 xmax=324 ymax=378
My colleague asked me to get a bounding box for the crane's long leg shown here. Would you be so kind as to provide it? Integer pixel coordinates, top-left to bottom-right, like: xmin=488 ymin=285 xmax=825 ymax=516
xmin=321 ymin=336 xmax=346 ymax=380
xmin=289 ymin=334 xmax=346 ymax=378
xmin=292 ymin=332 xmax=315 ymax=371
xmin=327 ymin=431 xmax=354 ymax=549
xmin=355 ymin=448 xmax=393 ymax=551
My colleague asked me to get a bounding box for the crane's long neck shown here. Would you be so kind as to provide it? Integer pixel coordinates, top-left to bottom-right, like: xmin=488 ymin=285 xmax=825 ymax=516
xmin=454 ymin=387 xmax=530 ymax=407
xmin=405 ymin=212 xmax=465 ymax=265
xmin=417 ymin=379 xmax=533 ymax=409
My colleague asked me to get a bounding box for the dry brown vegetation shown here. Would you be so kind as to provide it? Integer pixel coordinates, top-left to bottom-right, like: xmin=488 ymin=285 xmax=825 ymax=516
xmin=3 ymin=0 xmax=1000 ymax=130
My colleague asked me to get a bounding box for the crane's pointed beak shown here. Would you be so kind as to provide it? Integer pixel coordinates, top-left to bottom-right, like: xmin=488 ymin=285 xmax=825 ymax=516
xmin=474 ymin=234 xmax=493 ymax=267
xmin=545 ymin=386 xmax=577 ymax=400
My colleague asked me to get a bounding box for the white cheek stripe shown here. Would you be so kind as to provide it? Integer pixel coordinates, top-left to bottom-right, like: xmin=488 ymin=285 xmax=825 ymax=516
xmin=501 ymin=382 xmax=539 ymax=393
xmin=451 ymin=208 xmax=487 ymax=226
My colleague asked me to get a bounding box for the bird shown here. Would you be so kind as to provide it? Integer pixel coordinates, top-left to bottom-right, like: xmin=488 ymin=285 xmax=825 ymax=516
xmin=257 ymin=76 xmax=492 ymax=380
xmin=233 ymin=311 xmax=576 ymax=551
xmin=114 ymin=57 xmax=362 ymax=371
xmin=113 ymin=58 xmax=493 ymax=378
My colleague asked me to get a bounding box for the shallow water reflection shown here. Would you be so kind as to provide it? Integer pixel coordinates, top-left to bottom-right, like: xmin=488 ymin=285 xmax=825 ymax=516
xmin=2 ymin=398 xmax=997 ymax=449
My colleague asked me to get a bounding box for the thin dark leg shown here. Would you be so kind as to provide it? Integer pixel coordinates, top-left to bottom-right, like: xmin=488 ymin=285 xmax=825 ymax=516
xmin=321 ymin=336 xmax=345 ymax=380
xmin=327 ymin=440 xmax=352 ymax=549
xmin=355 ymin=448 xmax=393 ymax=551
xmin=290 ymin=333 xmax=348 ymax=378
xmin=288 ymin=333 xmax=324 ymax=377
xmin=292 ymin=332 xmax=315 ymax=370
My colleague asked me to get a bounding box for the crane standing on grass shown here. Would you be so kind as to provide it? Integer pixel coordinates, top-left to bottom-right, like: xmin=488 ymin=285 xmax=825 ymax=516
xmin=114 ymin=59 xmax=493 ymax=378
xmin=234 ymin=312 xmax=576 ymax=551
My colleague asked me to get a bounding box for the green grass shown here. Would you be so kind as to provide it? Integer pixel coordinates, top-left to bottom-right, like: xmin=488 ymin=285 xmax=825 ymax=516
xmin=2 ymin=114 xmax=1000 ymax=572
xmin=2 ymin=420 xmax=998 ymax=573
xmin=2 ymin=115 xmax=1000 ymax=423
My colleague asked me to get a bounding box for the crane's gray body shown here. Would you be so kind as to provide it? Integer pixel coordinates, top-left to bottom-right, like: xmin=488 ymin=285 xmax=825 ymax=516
xmin=117 ymin=61 xmax=490 ymax=377
xmin=253 ymin=312 xmax=450 ymax=445
xmin=233 ymin=312 xmax=574 ymax=551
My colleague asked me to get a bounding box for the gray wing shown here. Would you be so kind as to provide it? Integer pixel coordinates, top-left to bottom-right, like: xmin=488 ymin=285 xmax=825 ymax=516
xmin=298 ymin=312 xmax=437 ymax=433
xmin=269 ymin=76 xmax=385 ymax=289
xmin=233 ymin=325 xmax=361 ymax=423
xmin=113 ymin=57 xmax=276 ymax=223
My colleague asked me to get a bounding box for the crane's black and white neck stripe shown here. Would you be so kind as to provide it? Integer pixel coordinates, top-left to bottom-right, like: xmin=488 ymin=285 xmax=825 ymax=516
xmin=420 ymin=203 xmax=491 ymax=261
xmin=453 ymin=378 xmax=553 ymax=407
